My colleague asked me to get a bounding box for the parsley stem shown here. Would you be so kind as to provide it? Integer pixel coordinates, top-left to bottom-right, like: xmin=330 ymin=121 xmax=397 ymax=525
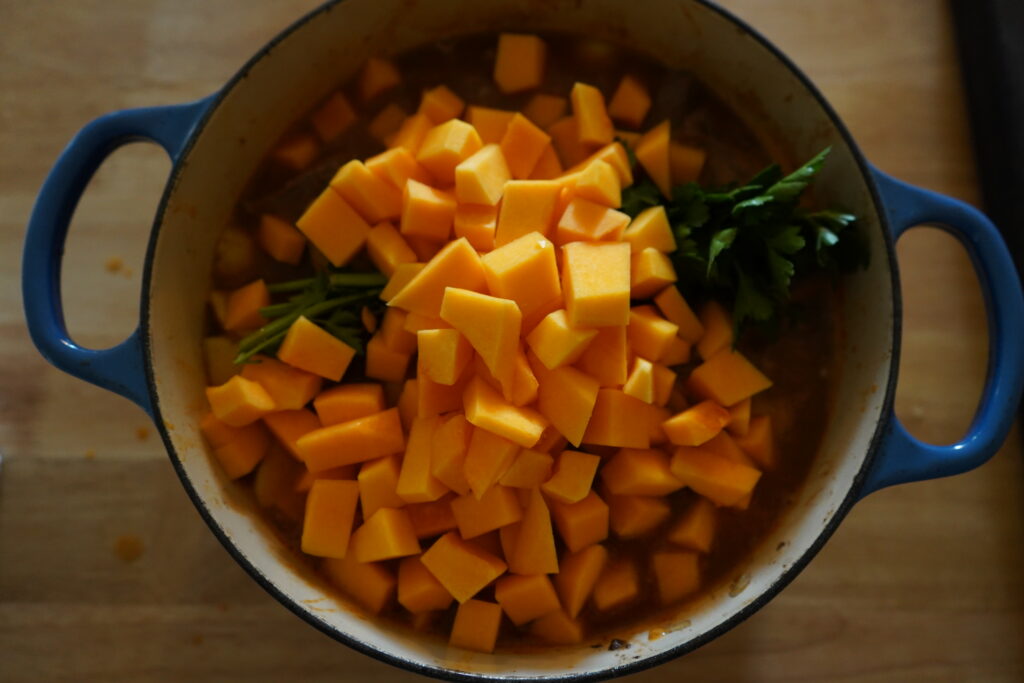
xmin=237 ymin=290 xmax=381 ymax=355
xmin=267 ymin=272 xmax=387 ymax=294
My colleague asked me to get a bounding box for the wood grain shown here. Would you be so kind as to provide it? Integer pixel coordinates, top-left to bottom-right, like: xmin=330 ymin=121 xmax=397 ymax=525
xmin=1 ymin=1 xmax=1021 ymax=681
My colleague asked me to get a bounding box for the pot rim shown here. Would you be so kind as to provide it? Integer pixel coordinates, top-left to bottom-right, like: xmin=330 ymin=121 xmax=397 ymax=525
xmin=138 ymin=1 xmax=902 ymax=680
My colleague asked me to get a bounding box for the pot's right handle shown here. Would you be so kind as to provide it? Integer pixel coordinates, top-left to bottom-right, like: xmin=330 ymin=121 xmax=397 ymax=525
xmin=859 ymin=169 xmax=1024 ymax=497
xmin=22 ymin=96 xmax=214 ymax=416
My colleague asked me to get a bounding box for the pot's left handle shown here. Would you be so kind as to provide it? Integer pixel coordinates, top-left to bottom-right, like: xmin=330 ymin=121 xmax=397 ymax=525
xmin=22 ymin=96 xmax=215 ymax=416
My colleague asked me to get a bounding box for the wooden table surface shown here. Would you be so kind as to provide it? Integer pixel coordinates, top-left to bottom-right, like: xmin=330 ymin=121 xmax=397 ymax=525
xmin=2 ymin=1 xmax=1021 ymax=680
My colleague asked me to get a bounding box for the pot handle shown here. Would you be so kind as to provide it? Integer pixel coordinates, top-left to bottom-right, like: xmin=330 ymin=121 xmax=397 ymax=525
xmin=22 ymin=96 xmax=214 ymax=416
xmin=859 ymin=169 xmax=1024 ymax=497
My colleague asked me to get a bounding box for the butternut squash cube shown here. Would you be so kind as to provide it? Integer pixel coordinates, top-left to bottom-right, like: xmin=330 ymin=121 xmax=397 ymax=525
xmin=547 ymin=117 xmax=593 ymax=169
xmin=601 ymin=448 xmax=682 ymax=496
xmin=416 ymin=119 xmax=483 ymax=185
xmin=531 ymin=610 xmax=584 ymax=645
xmin=398 ymin=556 xmax=454 ymax=614
xmin=240 ymin=356 xmax=321 ymax=411
xmin=523 ymin=93 xmax=567 ymax=129
xmin=418 ymin=84 xmax=464 ymax=123
xmin=406 ymin=495 xmax=459 ymax=539
xmin=417 ymin=364 xmax=470 ymax=418
xmin=417 ymin=328 xmax=472 ymax=386
xmin=257 ymin=215 xmax=305 ymax=265
xmin=223 ymin=279 xmax=269 ymax=332
xmin=696 ymin=300 xmax=733 ymax=359
xmin=481 ymin=231 xmax=562 ymax=330
xmin=206 ymin=375 xmax=275 ymax=427
xmin=652 ymin=551 xmax=700 ymax=604
xmin=277 ymin=316 xmax=356 ymax=382
xmin=662 ymin=399 xmax=730 ymax=446
xmin=652 ymin=286 xmax=703 ymax=343
xmin=494 ymin=33 xmax=546 ymax=93
xmin=635 ymin=119 xmax=671 ymax=197
xmin=365 ymin=222 xmax=415 ymax=277
xmin=357 ymin=453 xmax=405 ymax=519
xmin=668 ymin=497 xmax=716 ymax=553
xmin=297 ymin=408 xmax=405 ymax=472
xmin=466 ymin=106 xmax=516 ymax=144
xmin=592 ymin=559 xmax=639 ymax=612
xmin=389 ymin=113 xmax=433 ymax=155
xmin=296 ymin=188 xmax=371 ymax=267
xmin=561 ymin=241 xmax=631 ymax=328
xmin=526 ymin=309 xmax=597 ymax=370
xmin=608 ymin=494 xmax=670 ymax=538
xmin=670 ymin=142 xmax=707 ymax=185
xmin=494 ymin=573 xmax=560 ymax=626
xmin=556 ymin=197 xmax=630 ymax=245
xmin=576 ymin=325 xmax=628 ymax=387
xmin=454 ymin=204 xmax=497 ymax=252
xmin=652 ymin=362 xmax=677 ymax=408
xmin=464 ymin=376 xmax=547 ymax=450
xmin=388 ymin=238 xmax=487 ymax=318
xmin=399 ymin=179 xmax=455 ymax=242
xmin=573 ymin=159 xmax=621 ymax=208
xmin=499 ymin=449 xmax=554 ymax=489
xmin=726 ymin=398 xmax=752 ymax=436
xmin=495 ymin=180 xmax=563 ymax=245
xmin=441 ymin=288 xmax=522 ymax=389
xmin=365 ymin=334 xmax=412 ymax=383
xmin=262 ymin=409 xmax=320 ymax=460
xmin=549 ymin=490 xmax=609 ymax=553
xmin=351 ymin=507 xmax=421 ymax=562
xmin=358 ymin=57 xmax=400 ymax=102
xmin=570 ymin=82 xmax=613 ymax=146
xmin=509 ymin=347 xmax=540 ymax=407
xmin=455 ymin=144 xmax=511 ymax=206
xmin=566 ymin=142 xmax=634 ymax=186
xmin=529 ymin=357 xmax=600 ymax=448
xmin=421 ymin=532 xmax=507 ymax=603
xmin=622 ymin=356 xmax=655 ymax=404
xmin=253 ymin=445 xmax=304 ymax=518
xmin=583 ymin=388 xmax=651 ymax=449
xmin=529 ymin=144 xmax=564 ymax=180
xmin=310 ymin=91 xmax=356 ymax=141
xmin=628 ymin=306 xmax=680 ymax=362
xmin=501 ymin=113 xmax=552 ymax=179
xmin=396 ymin=416 xmax=448 ymax=503
xmin=368 ymin=103 xmax=408 ymax=144
xmin=631 ymin=248 xmax=678 ymax=300
xmin=431 ymin=413 xmax=472 ymax=495
xmin=301 ymin=479 xmax=359 ymax=558
xmin=380 ymin=262 xmax=426 ymax=303
xmin=294 ymin=465 xmax=355 ymax=494
xmin=451 ymin=485 xmax=523 ymax=539
xmin=541 ymin=450 xmax=600 ymax=504
xmin=508 ymin=488 xmax=559 ymax=575
xmin=463 ymin=424 xmax=520 ymax=500
xmin=366 ymin=145 xmax=432 ymax=189
xmin=200 ymin=412 xmax=269 ymax=478
xmin=670 ymin=446 xmax=762 ymax=507
xmin=624 ymin=205 xmax=676 ymax=254
xmin=323 ymin=555 xmax=395 ymax=614
xmin=734 ymin=415 xmax=776 ymax=469
xmin=314 ymin=383 xmax=385 ymax=427
xmin=608 ymin=74 xmax=651 ymax=129
xmin=271 ymin=134 xmax=318 ymax=170
xmin=688 ymin=347 xmax=773 ymax=407
xmin=556 ymin=544 xmax=608 ymax=618
xmin=330 ymin=160 xmax=402 ymax=224
xmin=450 ymin=599 xmax=503 ymax=653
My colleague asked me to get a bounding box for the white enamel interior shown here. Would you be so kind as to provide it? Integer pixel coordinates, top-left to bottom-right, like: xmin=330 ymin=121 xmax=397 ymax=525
xmin=146 ymin=0 xmax=896 ymax=678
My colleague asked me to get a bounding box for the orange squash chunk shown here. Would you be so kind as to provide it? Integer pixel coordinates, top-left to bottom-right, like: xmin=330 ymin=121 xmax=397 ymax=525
xmin=663 ymin=399 xmax=730 ymax=446
xmin=499 ymin=449 xmax=554 ymax=489
xmin=592 ymin=559 xmax=640 ymax=612
xmin=368 ymin=104 xmax=410 ymax=144
xmin=441 ymin=289 xmax=522 ymax=390
xmin=309 ymin=91 xmax=356 ymax=141
xmin=421 ymin=531 xmax=507 ymax=603
xmin=523 ymin=93 xmax=567 ymax=129
xmin=541 ymin=450 xmax=600 ymax=504
xmin=450 ymin=599 xmax=503 ymax=653
xmin=635 ymin=119 xmax=671 ymax=197
xmin=294 ymin=464 xmax=356 ymax=493
xmin=323 ymin=555 xmax=396 ymax=614
xmin=398 ymin=556 xmax=454 ymax=614
xmin=583 ymin=388 xmax=651 ymax=449
xmin=223 ymin=279 xmax=269 ymax=332
xmin=301 ymin=479 xmax=359 ymax=558
xmin=531 ymin=610 xmax=585 ymax=645
xmin=262 ymin=409 xmax=320 ymax=459
xmin=508 ymin=488 xmax=559 ymax=575
xmin=417 ymin=328 xmax=472 ymax=386
xmin=670 ymin=142 xmax=707 ymax=185
xmin=573 ymin=159 xmax=621 ymax=208
xmin=257 ymin=215 xmax=305 ymax=265
xmin=357 ymin=454 xmax=405 ymax=518
xmin=314 ymin=383 xmax=385 ymax=426
xmin=494 ymin=33 xmax=546 ymax=94
xmin=734 ymin=415 xmax=776 ymax=469
xmin=351 ymin=507 xmax=420 ymax=562
xmin=396 ymin=416 xmax=448 ymax=503
xmin=529 ymin=144 xmax=564 ymax=180
xmin=389 ymin=113 xmax=433 ymax=155
xmin=358 ymin=57 xmax=400 ymax=101
xmin=702 ymin=429 xmax=756 ymax=467
xmin=206 ymin=375 xmax=275 ymax=427
xmin=507 ymin=347 xmax=538 ymax=407
xmin=494 ymin=574 xmax=560 ymax=626
xmin=455 ymin=144 xmax=510 ymax=206
xmin=651 ymin=551 xmax=700 ymax=604
xmin=365 ymin=334 xmax=412 ymax=383
xmin=570 ymin=82 xmax=613 ymax=146
xmin=556 ymin=544 xmax=608 ymax=617
xmin=526 ymin=309 xmax=597 ymax=370
xmin=241 ymin=357 xmax=321 ymax=411
xmin=631 ymin=248 xmax=678 ymax=299
xmin=533 ymin=424 xmax=568 ymax=456
xmin=451 ymin=485 xmax=523 ymax=539
xmin=380 ymin=262 xmax=426 ymax=303
xmin=576 ymin=325 xmax=628 ymax=387
xmin=648 ymin=404 xmax=672 ymax=446
xmin=418 ymin=84 xmax=464 ymax=123
xmin=330 ymin=160 xmax=402 ymax=224
xmin=628 ymin=306 xmax=680 ymax=362
xmin=547 ymin=117 xmax=593 ymax=169
xmin=366 ymin=221 xmax=417 ymax=277
xmin=668 ymin=497 xmax=717 ymax=553
xmin=608 ymin=74 xmax=651 ymax=129
xmin=608 ymin=494 xmax=671 ymax=538
xmin=465 ymin=106 xmax=516 ymax=144
xmin=652 ymin=287 xmax=703 ymax=344
xmin=400 ymin=179 xmax=455 ymax=242
xmin=453 ymin=204 xmax=497 ymax=251
xmin=623 ymin=356 xmax=655 ymax=404
xmin=463 ymin=424 xmax=521 ymax=500
xmin=271 ymin=134 xmax=318 ymax=170
xmin=726 ymin=398 xmax=752 ymax=436
xmin=430 ymin=413 xmax=472 ymax=495
xmin=651 ymin=363 xmax=677 ymax=408
xmin=416 ymin=119 xmax=483 ymax=185
xmin=366 ymin=146 xmax=432 ymax=189
xmin=549 ymin=490 xmax=609 ymax=553
xmin=696 ymin=300 xmax=733 ymax=359
xmin=388 ymin=237 xmax=487 ymax=318
xmin=277 ymin=316 xmax=356 ymax=382
xmin=501 ymin=113 xmax=552 ymax=179
xmin=565 ymin=142 xmax=634 ymax=186
xmin=562 ymin=241 xmax=630 ymax=328
xmin=670 ymin=446 xmax=762 ymax=507
xmin=253 ymin=445 xmax=304 ymax=519
xmin=688 ymin=347 xmax=773 ymax=408
xmin=296 ymin=188 xmax=371 ymax=267
xmin=495 ymin=179 xmax=563 ymax=245
xmin=529 ymin=357 xmax=599 ymax=448
xmin=601 ymin=448 xmax=683 ymax=496
xmin=406 ymin=495 xmax=459 ymax=539
xmin=555 ymin=197 xmax=630 ymax=245
xmin=200 ymin=412 xmax=269 ymax=478
xmin=481 ymin=231 xmax=562 ymax=331
xmin=624 ymin=205 xmax=676 ymax=253
xmin=297 ymin=408 xmax=405 ymax=472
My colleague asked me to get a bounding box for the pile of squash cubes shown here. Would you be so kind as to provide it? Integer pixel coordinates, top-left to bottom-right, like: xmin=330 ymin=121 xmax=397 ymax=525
xmin=201 ymin=34 xmax=775 ymax=653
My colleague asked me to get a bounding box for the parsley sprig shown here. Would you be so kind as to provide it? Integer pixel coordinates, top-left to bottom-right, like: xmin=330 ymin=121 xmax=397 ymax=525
xmin=621 ymin=146 xmax=867 ymax=331
xmin=234 ymin=270 xmax=386 ymax=365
